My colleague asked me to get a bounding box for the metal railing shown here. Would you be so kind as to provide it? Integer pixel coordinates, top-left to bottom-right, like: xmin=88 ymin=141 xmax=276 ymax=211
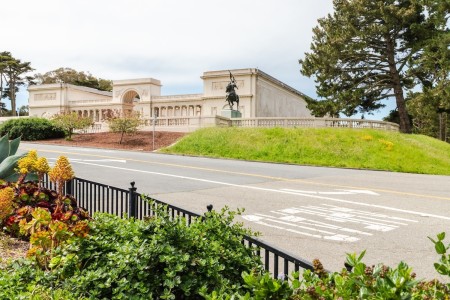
xmin=42 ymin=175 xmax=314 ymax=278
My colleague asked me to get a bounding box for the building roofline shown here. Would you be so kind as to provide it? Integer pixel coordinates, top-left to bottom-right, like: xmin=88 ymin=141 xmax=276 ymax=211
xmin=201 ymin=68 xmax=314 ymax=101
xmin=27 ymin=83 xmax=112 ymax=96
xmin=254 ymin=69 xmax=315 ymax=102
xmin=113 ymin=78 xmax=161 ymax=86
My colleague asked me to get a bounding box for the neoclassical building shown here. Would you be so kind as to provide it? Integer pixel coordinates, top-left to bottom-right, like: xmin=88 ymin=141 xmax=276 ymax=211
xmin=28 ymin=68 xmax=312 ymax=120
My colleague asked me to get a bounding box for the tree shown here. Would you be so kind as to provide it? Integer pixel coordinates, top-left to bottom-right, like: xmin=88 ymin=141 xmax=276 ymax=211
xmin=51 ymin=112 xmax=93 ymax=140
xmin=0 ymin=52 xmax=34 ymax=116
xmin=299 ymin=0 xmax=448 ymax=133
xmin=408 ymin=3 xmax=450 ymax=140
xmin=34 ymin=67 xmax=113 ymax=92
xmin=0 ymin=52 xmax=14 ymax=111
xmin=0 ymin=102 xmax=9 ymax=116
xmin=107 ymin=111 xmax=142 ymax=144
xmin=18 ymin=105 xmax=29 ymax=116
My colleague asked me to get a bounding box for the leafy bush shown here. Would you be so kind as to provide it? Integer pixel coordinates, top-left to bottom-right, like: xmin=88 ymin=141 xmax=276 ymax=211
xmin=51 ymin=112 xmax=93 ymax=140
xmin=202 ymin=238 xmax=450 ymax=300
xmin=107 ymin=111 xmax=142 ymax=144
xmin=429 ymin=232 xmax=450 ymax=276
xmin=0 ymin=117 xmax=65 ymax=140
xmin=52 ymin=207 xmax=260 ymax=299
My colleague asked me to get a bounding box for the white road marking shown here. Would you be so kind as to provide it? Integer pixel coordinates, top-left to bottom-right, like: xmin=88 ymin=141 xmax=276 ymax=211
xmin=251 ymin=212 xmax=374 ymax=237
xmin=282 ymin=189 xmax=379 ymax=196
xmin=49 ymin=158 xmax=127 ymax=163
xmin=70 ymin=160 xmax=450 ymax=221
xmin=243 ymin=203 xmax=417 ymax=242
xmin=247 ymin=215 xmax=361 ymax=242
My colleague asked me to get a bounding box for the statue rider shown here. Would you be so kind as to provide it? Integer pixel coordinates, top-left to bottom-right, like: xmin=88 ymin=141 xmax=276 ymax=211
xmin=225 ymin=71 xmax=239 ymax=110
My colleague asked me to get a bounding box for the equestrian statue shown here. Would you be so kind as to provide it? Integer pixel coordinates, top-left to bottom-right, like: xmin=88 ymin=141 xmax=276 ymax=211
xmin=225 ymin=71 xmax=239 ymax=110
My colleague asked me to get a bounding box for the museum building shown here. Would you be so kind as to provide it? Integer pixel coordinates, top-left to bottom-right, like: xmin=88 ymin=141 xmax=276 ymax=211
xmin=28 ymin=68 xmax=313 ymax=124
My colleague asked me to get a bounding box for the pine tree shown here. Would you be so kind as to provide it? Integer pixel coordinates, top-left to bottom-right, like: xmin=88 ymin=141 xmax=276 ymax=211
xmin=300 ymin=0 xmax=449 ymax=133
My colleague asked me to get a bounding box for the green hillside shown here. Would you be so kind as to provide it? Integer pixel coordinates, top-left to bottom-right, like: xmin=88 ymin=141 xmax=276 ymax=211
xmin=160 ymin=127 xmax=450 ymax=175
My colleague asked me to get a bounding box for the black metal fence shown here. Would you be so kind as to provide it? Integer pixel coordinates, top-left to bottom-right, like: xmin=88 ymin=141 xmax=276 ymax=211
xmin=42 ymin=175 xmax=314 ymax=278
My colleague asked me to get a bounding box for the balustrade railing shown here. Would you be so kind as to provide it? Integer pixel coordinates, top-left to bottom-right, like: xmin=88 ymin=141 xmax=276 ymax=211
xmin=230 ymin=117 xmax=399 ymax=131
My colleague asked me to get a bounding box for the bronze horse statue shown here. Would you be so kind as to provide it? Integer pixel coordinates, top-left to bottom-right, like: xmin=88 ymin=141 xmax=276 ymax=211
xmin=225 ymin=72 xmax=239 ymax=110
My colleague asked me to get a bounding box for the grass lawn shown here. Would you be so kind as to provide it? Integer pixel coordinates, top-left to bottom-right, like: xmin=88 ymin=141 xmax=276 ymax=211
xmin=160 ymin=127 xmax=450 ymax=175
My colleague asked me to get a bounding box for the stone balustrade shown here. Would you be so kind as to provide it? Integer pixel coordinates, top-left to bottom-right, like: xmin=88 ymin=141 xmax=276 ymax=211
xmin=139 ymin=116 xmax=399 ymax=132
xmin=230 ymin=117 xmax=399 ymax=131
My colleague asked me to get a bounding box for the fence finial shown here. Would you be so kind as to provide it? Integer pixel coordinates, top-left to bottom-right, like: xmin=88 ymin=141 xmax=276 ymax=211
xmin=129 ymin=181 xmax=137 ymax=218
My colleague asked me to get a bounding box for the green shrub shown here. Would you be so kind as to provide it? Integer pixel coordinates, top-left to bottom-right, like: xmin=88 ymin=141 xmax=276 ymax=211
xmin=429 ymin=232 xmax=450 ymax=276
xmin=202 ymin=237 xmax=450 ymax=300
xmin=51 ymin=112 xmax=93 ymax=140
xmin=107 ymin=111 xmax=142 ymax=144
xmin=0 ymin=118 xmax=65 ymax=141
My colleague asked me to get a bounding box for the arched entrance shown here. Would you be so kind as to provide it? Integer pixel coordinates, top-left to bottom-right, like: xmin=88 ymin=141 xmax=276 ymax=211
xmin=121 ymin=90 xmax=140 ymax=115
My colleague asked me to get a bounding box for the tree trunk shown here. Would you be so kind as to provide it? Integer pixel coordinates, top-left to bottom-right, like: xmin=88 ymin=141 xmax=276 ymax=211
xmin=120 ymin=131 xmax=124 ymax=144
xmin=9 ymin=76 xmax=16 ymax=117
xmin=392 ymin=82 xmax=410 ymax=133
xmin=386 ymin=36 xmax=412 ymax=133
xmin=0 ymin=74 xmax=3 ymax=117
xmin=439 ymin=112 xmax=447 ymax=141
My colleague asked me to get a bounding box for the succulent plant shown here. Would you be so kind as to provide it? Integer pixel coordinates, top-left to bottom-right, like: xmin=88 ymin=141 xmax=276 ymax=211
xmin=0 ymin=133 xmax=25 ymax=181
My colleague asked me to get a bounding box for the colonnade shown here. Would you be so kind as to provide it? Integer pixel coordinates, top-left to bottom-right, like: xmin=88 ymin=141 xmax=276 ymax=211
xmin=70 ymin=104 xmax=202 ymax=122
xmin=72 ymin=109 xmax=112 ymax=122
xmin=153 ymin=104 xmax=202 ymax=117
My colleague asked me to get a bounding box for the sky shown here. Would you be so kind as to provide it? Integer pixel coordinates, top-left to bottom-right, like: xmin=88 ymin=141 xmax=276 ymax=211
xmin=4 ymin=0 xmax=395 ymax=119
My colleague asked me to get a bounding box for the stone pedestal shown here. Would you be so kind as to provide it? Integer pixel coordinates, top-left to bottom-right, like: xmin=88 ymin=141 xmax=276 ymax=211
xmin=221 ymin=109 xmax=242 ymax=118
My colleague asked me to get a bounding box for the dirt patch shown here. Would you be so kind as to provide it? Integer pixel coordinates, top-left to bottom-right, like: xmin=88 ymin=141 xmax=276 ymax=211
xmin=0 ymin=233 xmax=29 ymax=267
xmin=27 ymin=131 xmax=187 ymax=151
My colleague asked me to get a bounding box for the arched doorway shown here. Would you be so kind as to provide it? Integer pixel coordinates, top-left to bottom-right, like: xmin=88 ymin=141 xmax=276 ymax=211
xmin=121 ymin=90 xmax=140 ymax=115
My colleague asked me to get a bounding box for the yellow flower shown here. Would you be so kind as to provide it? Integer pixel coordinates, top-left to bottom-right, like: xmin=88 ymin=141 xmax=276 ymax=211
xmin=34 ymin=157 xmax=50 ymax=174
xmin=17 ymin=150 xmax=39 ymax=174
xmin=48 ymin=156 xmax=74 ymax=185
xmin=28 ymin=150 xmax=38 ymax=161
xmin=0 ymin=187 xmax=15 ymax=220
xmin=26 ymin=246 xmax=39 ymax=258
xmin=379 ymin=139 xmax=394 ymax=151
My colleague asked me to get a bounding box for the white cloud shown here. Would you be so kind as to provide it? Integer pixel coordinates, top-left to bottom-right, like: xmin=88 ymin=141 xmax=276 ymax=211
xmin=5 ymin=1 xmax=393 ymax=119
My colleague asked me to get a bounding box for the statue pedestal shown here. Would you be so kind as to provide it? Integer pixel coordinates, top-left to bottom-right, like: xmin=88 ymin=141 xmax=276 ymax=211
xmin=221 ymin=109 xmax=241 ymax=118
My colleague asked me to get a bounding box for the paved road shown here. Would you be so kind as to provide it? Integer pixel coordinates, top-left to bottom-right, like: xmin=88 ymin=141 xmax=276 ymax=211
xmin=20 ymin=143 xmax=450 ymax=280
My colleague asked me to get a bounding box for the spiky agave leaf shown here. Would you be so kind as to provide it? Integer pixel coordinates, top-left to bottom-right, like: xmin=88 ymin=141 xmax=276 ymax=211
xmin=0 ymin=134 xmax=10 ymax=163
xmin=0 ymin=153 xmax=26 ymax=180
xmin=9 ymin=136 xmax=21 ymax=156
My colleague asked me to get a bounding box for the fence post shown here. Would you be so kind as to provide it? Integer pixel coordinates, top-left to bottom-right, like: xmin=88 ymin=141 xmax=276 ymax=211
xmin=128 ymin=181 xmax=137 ymax=218
xmin=203 ymin=204 xmax=213 ymax=221
xmin=65 ymin=179 xmax=74 ymax=196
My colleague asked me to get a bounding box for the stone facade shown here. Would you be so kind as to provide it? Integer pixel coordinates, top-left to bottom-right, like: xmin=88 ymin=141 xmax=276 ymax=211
xmin=28 ymin=68 xmax=312 ymax=121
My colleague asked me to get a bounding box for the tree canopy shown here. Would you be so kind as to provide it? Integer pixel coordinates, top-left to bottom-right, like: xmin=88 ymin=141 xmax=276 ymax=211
xmin=0 ymin=52 xmax=34 ymax=116
xmin=34 ymin=67 xmax=112 ymax=92
xmin=51 ymin=112 xmax=93 ymax=140
xmin=107 ymin=111 xmax=142 ymax=144
xmin=299 ymin=0 xmax=449 ymax=133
